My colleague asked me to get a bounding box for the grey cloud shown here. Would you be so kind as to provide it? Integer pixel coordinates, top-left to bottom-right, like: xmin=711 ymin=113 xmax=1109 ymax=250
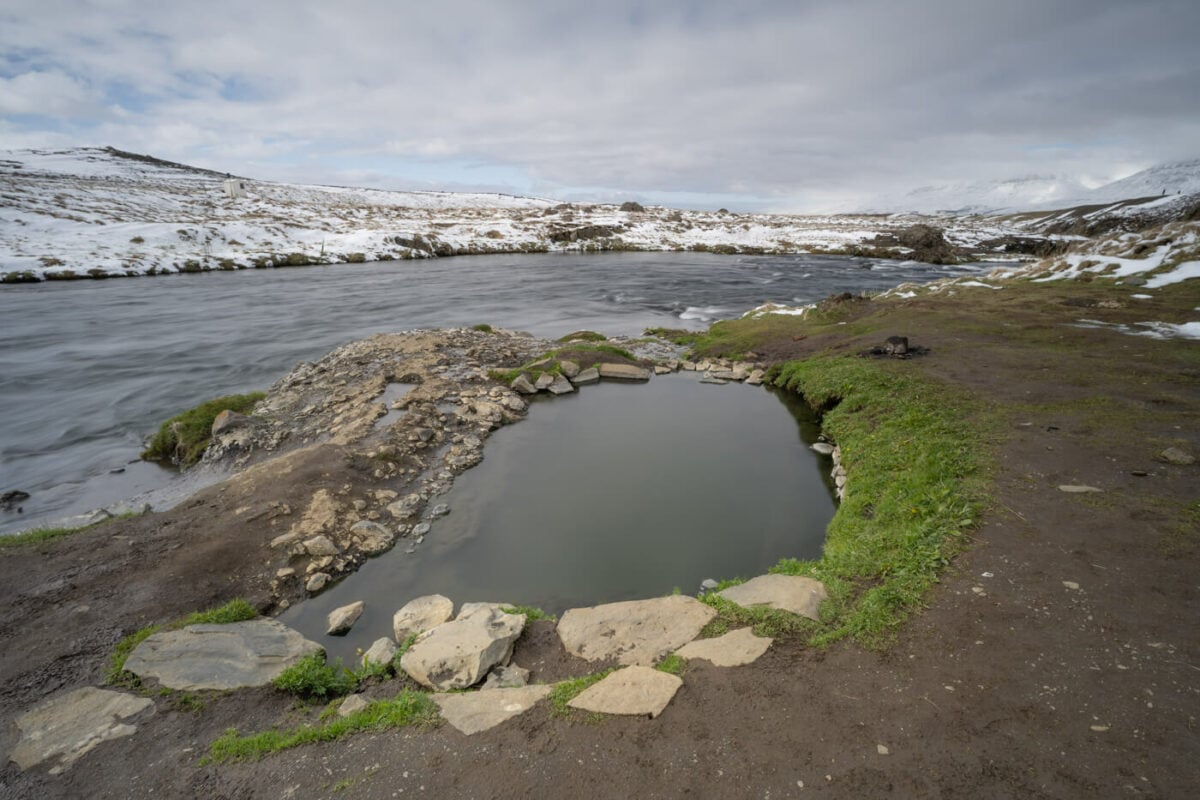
xmin=1 ymin=0 xmax=1197 ymax=210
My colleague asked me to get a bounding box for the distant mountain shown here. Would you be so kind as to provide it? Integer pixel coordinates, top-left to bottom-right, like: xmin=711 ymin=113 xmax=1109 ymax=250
xmin=867 ymin=174 xmax=1094 ymax=215
xmin=1083 ymin=158 xmax=1200 ymax=204
xmin=866 ymin=158 xmax=1200 ymax=215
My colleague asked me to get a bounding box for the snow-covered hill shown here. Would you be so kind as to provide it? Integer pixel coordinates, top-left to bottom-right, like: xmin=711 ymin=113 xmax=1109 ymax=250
xmin=868 ymin=158 xmax=1200 ymax=215
xmin=869 ymin=174 xmax=1095 ymax=215
xmin=0 ymin=147 xmax=1036 ymax=282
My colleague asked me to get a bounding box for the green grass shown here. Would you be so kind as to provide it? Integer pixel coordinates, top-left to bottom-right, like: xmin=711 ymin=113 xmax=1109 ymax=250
xmin=763 ymin=356 xmax=990 ymax=648
xmin=557 ymin=330 xmax=607 ymax=343
xmin=500 ymin=604 xmax=556 ymax=621
xmin=105 ymin=598 xmax=258 ymax=687
xmin=549 ymin=670 xmax=614 ymax=717
xmin=272 ymin=653 xmax=358 ymax=699
xmin=203 ymin=690 xmax=438 ymax=763
xmin=654 ymin=654 xmax=687 ymax=676
xmin=470 ymin=323 xmax=494 ymax=333
xmin=141 ymin=391 xmax=265 ymax=466
xmin=0 ymin=510 xmax=143 ymax=550
xmin=699 ymin=592 xmax=819 ymax=640
xmin=490 ymin=343 xmax=637 ymax=384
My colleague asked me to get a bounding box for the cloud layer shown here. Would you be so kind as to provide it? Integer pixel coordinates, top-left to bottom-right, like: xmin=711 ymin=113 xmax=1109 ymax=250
xmin=2 ymin=0 xmax=1198 ymax=210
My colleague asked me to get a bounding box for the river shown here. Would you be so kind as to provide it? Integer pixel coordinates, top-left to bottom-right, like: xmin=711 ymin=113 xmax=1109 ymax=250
xmin=0 ymin=251 xmax=990 ymax=534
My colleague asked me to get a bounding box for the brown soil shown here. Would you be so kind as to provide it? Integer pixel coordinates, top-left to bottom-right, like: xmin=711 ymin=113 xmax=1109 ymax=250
xmin=2 ymin=280 xmax=1199 ymax=799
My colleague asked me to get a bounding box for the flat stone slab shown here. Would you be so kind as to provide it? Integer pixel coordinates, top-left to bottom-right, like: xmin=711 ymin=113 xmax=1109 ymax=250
xmin=124 ymin=619 xmax=323 ymax=690
xmin=597 ymin=363 xmax=651 ymax=381
xmin=675 ymin=627 xmax=773 ymax=667
xmin=433 ymin=685 xmax=552 ymax=735
xmin=568 ymin=666 xmax=681 ymax=718
xmin=717 ymin=574 xmax=828 ymax=621
xmin=557 ymin=595 xmax=716 ymax=666
xmin=393 ymin=594 xmax=455 ymax=642
xmin=573 ymin=367 xmax=600 ymax=385
xmin=10 ymin=687 xmax=153 ymax=773
xmin=400 ymin=603 xmax=525 ymax=690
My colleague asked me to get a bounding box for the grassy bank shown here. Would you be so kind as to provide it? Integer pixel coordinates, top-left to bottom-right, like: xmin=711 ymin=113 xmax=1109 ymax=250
xmin=765 ymin=357 xmax=989 ymax=647
xmin=665 ymin=308 xmax=993 ymax=648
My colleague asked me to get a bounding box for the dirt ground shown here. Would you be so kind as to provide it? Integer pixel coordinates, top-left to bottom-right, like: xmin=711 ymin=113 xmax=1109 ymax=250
xmin=2 ymin=280 xmax=1198 ymax=799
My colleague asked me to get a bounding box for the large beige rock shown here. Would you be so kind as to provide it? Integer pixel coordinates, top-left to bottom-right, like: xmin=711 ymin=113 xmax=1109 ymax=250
xmin=567 ymin=666 xmax=681 ymax=718
xmin=400 ymin=603 xmax=525 ymax=690
xmin=362 ymin=637 xmax=398 ymax=667
xmin=10 ymin=687 xmax=154 ymax=773
xmin=597 ymin=363 xmax=651 ymax=381
xmin=676 ymin=627 xmax=772 ymax=667
xmin=393 ymin=594 xmax=455 ymax=642
xmin=433 ymin=685 xmax=552 ymax=735
xmin=124 ymin=619 xmax=323 ymax=690
xmin=717 ymin=574 xmax=827 ymax=621
xmin=557 ymin=595 xmax=716 ymax=666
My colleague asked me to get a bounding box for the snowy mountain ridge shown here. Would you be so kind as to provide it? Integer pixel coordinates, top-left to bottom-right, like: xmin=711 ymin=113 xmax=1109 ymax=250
xmin=868 ymin=158 xmax=1200 ymax=215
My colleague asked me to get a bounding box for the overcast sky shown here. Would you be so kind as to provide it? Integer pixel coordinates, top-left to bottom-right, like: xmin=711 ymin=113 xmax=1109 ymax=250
xmin=2 ymin=0 xmax=1198 ymax=211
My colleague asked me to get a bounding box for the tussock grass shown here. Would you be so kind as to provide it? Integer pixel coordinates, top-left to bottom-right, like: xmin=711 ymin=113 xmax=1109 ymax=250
xmin=141 ymin=391 xmax=265 ymax=466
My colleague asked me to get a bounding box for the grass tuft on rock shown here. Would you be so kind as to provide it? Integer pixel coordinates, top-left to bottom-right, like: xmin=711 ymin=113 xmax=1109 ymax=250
xmin=654 ymin=654 xmax=687 ymax=676
xmin=141 ymin=391 xmax=265 ymax=466
xmin=204 ymin=690 xmax=438 ymax=763
xmin=500 ymin=604 xmax=556 ymax=621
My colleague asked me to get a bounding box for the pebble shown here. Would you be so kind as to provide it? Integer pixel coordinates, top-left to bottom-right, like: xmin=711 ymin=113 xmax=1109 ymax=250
xmin=876 ymin=744 xmax=889 ymax=755
xmin=1058 ymin=485 xmax=1103 ymax=493
xmin=1063 ymin=581 xmax=1080 ymax=590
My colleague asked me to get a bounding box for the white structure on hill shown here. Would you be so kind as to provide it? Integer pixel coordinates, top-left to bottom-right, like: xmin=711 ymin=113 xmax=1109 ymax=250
xmin=222 ymin=177 xmax=248 ymax=199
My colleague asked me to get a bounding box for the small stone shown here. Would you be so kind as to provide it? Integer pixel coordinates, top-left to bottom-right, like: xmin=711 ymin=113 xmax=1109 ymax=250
xmin=573 ymin=367 xmax=600 ymax=385
xmin=1160 ymin=447 xmax=1195 ymax=465
xmin=429 ymin=504 xmax=450 ymax=518
xmin=393 ymin=594 xmax=455 ymax=642
xmin=1090 ymin=724 xmax=1110 ymax=732
xmin=511 ymin=374 xmax=537 ymax=395
xmin=811 ymin=442 xmax=835 ymax=455
xmin=339 ymin=694 xmax=370 ymax=717
xmin=1058 ymin=485 xmax=1103 ymax=493
xmin=276 ymin=567 xmax=295 ymax=579
xmin=654 ymin=365 xmax=672 ymax=375
xmin=412 ymin=522 xmax=432 ymax=537
xmin=1063 ymin=581 xmax=1080 ymax=590
xmin=303 ymin=535 xmax=340 ymax=556
xmin=534 ymin=373 xmax=555 ymax=391
xmin=327 ymin=601 xmax=365 ymax=635
xmin=483 ymin=663 xmax=530 ymax=689
xmin=559 ymin=360 xmax=581 ymax=379
xmin=362 ymin=637 xmax=398 ymax=667
xmin=745 ymin=369 xmax=765 ymax=386
xmin=700 ymin=578 xmax=720 ymax=592
xmin=306 ymin=572 xmax=330 ymax=593
xmin=548 ymin=374 xmax=576 ymax=395
xmin=877 ymin=744 xmax=890 ymax=755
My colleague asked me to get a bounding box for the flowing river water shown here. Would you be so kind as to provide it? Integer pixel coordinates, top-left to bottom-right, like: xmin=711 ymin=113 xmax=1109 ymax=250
xmin=0 ymin=251 xmax=992 ymax=535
